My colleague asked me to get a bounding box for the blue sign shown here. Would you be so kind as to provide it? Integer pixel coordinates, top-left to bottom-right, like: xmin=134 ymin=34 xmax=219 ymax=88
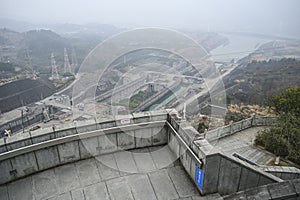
xmin=195 ymin=167 xmax=204 ymax=189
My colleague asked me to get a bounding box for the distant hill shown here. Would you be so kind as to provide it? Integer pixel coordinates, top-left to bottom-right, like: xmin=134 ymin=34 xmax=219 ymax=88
xmin=0 ymin=18 xmax=38 ymax=32
xmin=223 ymin=58 xmax=300 ymax=105
xmin=0 ymin=28 xmax=105 ymax=74
xmin=0 ymin=18 xmax=121 ymax=36
xmin=0 ymin=19 xmax=122 ymax=74
xmin=240 ymin=40 xmax=300 ymax=63
xmin=0 ymin=28 xmax=70 ymax=70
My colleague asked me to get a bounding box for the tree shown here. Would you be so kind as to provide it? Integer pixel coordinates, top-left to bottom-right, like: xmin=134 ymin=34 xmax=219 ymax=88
xmin=255 ymin=86 xmax=300 ymax=163
xmin=270 ymin=86 xmax=300 ymax=118
xmin=197 ymin=121 xmax=208 ymax=133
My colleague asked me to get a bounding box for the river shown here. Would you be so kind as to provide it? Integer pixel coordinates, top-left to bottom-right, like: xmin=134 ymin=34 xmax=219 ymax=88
xmin=210 ymin=33 xmax=271 ymax=63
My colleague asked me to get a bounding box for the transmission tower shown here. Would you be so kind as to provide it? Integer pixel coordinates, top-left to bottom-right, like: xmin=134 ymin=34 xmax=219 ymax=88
xmin=25 ymin=50 xmax=36 ymax=79
xmin=64 ymin=48 xmax=72 ymax=74
xmin=71 ymin=46 xmax=78 ymax=74
xmin=51 ymin=53 xmax=59 ymax=80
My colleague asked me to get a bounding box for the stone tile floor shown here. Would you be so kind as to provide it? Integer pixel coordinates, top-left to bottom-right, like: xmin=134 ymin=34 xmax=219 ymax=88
xmin=211 ymin=127 xmax=275 ymax=165
xmin=0 ymin=146 xmax=221 ymax=200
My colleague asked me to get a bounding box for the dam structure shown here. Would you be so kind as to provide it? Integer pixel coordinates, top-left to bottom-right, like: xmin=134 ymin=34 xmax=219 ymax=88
xmin=0 ymin=110 xmax=300 ymax=200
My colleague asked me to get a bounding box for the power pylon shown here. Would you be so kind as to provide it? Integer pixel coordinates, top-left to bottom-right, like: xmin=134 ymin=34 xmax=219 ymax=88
xmin=71 ymin=46 xmax=78 ymax=74
xmin=51 ymin=53 xmax=59 ymax=80
xmin=64 ymin=48 xmax=72 ymax=74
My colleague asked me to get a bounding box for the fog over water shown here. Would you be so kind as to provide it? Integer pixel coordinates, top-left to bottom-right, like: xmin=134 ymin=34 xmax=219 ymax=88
xmin=210 ymin=34 xmax=271 ymax=62
xmin=0 ymin=0 xmax=300 ymax=38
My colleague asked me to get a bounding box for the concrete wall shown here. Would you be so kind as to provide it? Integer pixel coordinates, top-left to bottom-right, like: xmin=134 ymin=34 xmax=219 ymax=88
xmin=263 ymin=166 xmax=300 ymax=180
xmin=0 ymin=110 xmax=168 ymax=153
xmin=223 ymin=179 xmax=300 ymax=200
xmin=201 ymin=153 xmax=281 ymax=196
xmin=166 ymin=114 xmax=281 ymax=196
xmin=166 ymin=113 xmax=299 ymax=199
xmin=205 ymin=116 xmax=276 ymax=142
xmin=166 ymin=116 xmax=203 ymax=194
xmin=0 ymin=110 xmax=284 ymax=198
xmin=0 ymin=111 xmax=169 ymax=185
xmin=189 ymin=137 xmax=282 ymax=196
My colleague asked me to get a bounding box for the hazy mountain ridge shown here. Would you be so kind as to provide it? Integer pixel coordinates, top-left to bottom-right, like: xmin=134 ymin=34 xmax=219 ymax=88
xmin=0 ymin=18 xmax=122 ymax=73
xmin=240 ymin=40 xmax=300 ymax=63
xmin=223 ymin=58 xmax=300 ymax=105
xmin=0 ymin=28 xmax=70 ymax=69
xmin=0 ymin=18 xmax=121 ymax=36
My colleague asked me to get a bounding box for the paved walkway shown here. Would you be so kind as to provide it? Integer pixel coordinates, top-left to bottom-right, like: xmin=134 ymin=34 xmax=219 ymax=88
xmin=0 ymin=146 xmax=220 ymax=200
xmin=212 ymin=127 xmax=275 ymax=165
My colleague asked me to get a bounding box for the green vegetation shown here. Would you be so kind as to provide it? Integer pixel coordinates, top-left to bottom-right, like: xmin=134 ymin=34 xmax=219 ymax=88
xmin=129 ymin=90 xmax=156 ymax=109
xmin=197 ymin=121 xmax=209 ymax=133
xmin=255 ymin=86 xmax=300 ymax=164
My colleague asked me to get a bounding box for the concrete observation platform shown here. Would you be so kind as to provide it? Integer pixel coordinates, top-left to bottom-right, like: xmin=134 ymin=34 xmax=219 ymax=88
xmin=1 ymin=110 xmax=300 ymax=199
xmin=0 ymin=146 xmax=217 ymax=200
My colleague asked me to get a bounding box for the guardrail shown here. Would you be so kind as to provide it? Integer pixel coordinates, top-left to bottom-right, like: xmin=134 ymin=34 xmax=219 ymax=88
xmin=0 ymin=119 xmax=168 ymax=185
xmin=204 ymin=116 xmax=277 ymax=142
xmin=0 ymin=111 xmax=281 ymax=196
xmin=0 ymin=110 xmax=168 ymax=154
xmin=166 ymin=114 xmax=281 ymax=196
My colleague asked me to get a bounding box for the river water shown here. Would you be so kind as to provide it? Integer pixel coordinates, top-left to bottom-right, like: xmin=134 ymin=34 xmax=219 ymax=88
xmin=210 ymin=33 xmax=271 ymax=62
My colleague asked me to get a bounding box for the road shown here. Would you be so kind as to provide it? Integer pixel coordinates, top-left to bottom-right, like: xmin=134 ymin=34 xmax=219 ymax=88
xmin=175 ymin=63 xmax=238 ymax=112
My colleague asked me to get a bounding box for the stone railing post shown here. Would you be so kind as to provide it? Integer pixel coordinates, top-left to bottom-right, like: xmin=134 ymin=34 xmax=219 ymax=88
xmin=251 ymin=113 xmax=256 ymax=127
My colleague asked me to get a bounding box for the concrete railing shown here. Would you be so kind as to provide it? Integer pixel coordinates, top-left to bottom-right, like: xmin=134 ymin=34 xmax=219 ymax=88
xmin=0 ymin=110 xmax=284 ymax=197
xmin=223 ymin=179 xmax=300 ymax=199
xmin=205 ymin=116 xmax=277 ymax=142
xmin=189 ymin=136 xmax=282 ymax=196
xmin=0 ymin=110 xmax=169 ymax=154
xmin=262 ymin=166 xmax=300 ymax=180
xmin=167 ymin=119 xmax=203 ymax=193
xmin=0 ymin=110 xmax=170 ymax=185
xmin=166 ymin=114 xmax=281 ymax=196
xmin=0 ymin=123 xmax=168 ymax=185
xmin=0 ymin=109 xmax=203 ymax=187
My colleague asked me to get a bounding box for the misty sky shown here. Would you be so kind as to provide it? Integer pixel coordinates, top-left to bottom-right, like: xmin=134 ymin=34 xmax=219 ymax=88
xmin=1 ymin=0 xmax=300 ymax=38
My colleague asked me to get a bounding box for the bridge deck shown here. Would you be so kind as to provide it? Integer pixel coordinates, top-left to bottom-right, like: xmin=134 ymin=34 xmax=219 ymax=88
xmin=212 ymin=126 xmax=275 ymax=166
xmin=0 ymin=146 xmax=221 ymax=200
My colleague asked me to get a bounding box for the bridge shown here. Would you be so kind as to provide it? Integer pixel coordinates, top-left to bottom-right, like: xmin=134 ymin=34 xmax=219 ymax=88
xmin=0 ymin=110 xmax=299 ymax=199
